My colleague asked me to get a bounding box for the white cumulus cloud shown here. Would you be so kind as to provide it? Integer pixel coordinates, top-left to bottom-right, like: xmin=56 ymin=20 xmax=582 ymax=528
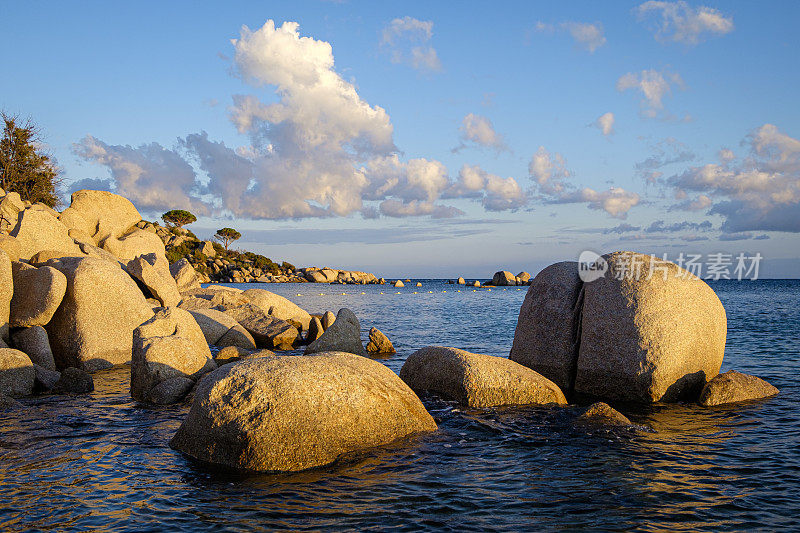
xmin=535 ymin=21 xmax=607 ymax=53
xmin=636 ymin=1 xmax=734 ymax=46
xmin=445 ymin=165 xmax=527 ymax=211
xmin=617 ymin=69 xmax=684 ymax=118
xmin=381 ymin=16 xmax=442 ymax=72
xmin=528 ymin=147 xmax=640 ymax=218
xmin=74 ymin=20 xmax=548 ymax=220
xmin=593 ymin=112 xmax=615 ymax=136
xmin=453 ymin=113 xmax=508 ymax=153
xmin=561 ymin=22 xmax=607 ymax=53
xmin=669 ymin=124 xmax=800 ymax=232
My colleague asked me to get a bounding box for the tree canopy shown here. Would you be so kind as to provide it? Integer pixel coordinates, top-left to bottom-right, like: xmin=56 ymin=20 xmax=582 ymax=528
xmin=0 ymin=112 xmax=60 ymax=207
xmin=162 ymin=209 xmax=197 ymax=227
xmin=214 ymin=227 xmax=241 ymax=250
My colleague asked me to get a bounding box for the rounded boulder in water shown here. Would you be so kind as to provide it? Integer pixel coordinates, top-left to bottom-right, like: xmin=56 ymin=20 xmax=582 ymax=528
xmin=170 ymin=352 xmax=437 ymax=472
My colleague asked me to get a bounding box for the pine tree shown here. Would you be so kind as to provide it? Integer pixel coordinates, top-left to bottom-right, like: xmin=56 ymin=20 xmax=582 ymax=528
xmin=214 ymin=227 xmax=241 ymax=251
xmin=0 ymin=112 xmax=60 ymax=207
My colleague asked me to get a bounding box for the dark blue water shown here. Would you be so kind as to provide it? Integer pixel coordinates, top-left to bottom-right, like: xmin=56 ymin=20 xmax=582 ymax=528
xmin=0 ymin=280 xmax=797 ymax=531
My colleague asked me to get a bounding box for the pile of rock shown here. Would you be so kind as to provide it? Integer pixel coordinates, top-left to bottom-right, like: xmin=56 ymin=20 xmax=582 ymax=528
xmin=509 ymin=252 xmax=778 ymax=405
xmin=301 ymin=267 xmax=382 ymax=284
xmin=485 ymin=270 xmax=532 ymax=287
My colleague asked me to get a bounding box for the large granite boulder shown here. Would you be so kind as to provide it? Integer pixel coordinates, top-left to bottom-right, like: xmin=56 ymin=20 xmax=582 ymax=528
xmin=170 ymin=352 xmax=437 ymax=472
xmin=189 ymin=309 xmax=256 ymax=350
xmin=305 ymin=270 xmax=328 ymax=283
xmin=509 ymin=262 xmax=581 ymax=393
xmin=102 ymin=228 xmax=167 ymax=264
xmin=0 ymin=348 xmax=35 ymax=397
xmin=126 ymin=254 xmax=181 ymax=307
xmin=511 ymin=253 xmax=728 ymax=404
xmin=365 ymin=327 xmax=395 ymax=354
xmin=492 ymin=270 xmax=516 ymax=286
xmin=44 ymin=256 xmax=154 ymax=371
xmin=304 ymin=308 xmax=365 ymax=356
xmin=698 ymin=370 xmax=779 ymax=406
xmin=131 ymin=307 xmax=216 ymax=404
xmin=306 ymin=316 xmax=324 ymax=343
xmin=10 ymin=261 xmax=67 ymax=328
xmin=400 ymin=346 xmax=567 ymax=408
xmin=11 ymin=326 xmax=56 ymax=370
xmin=456 ymin=277 xmax=466 ymax=285
xmin=0 ymin=234 xmax=21 ymax=261
xmin=575 ymin=252 xmax=727 ymax=403
xmin=0 ymin=192 xmax=24 ymax=233
xmin=516 ymin=271 xmax=531 ymax=285
xmin=9 ymin=209 xmax=82 ymax=261
xmin=169 ymin=258 xmax=201 ymax=291
xmin=0 ymin=250 xmax=11 ymax=342
xmin=62 ymin=190 xmax=141 ymax=243
xmin=199 ymin=240 xmax=216 ymax=257
xmin=34 ymin=364 xmax=61 ymax=392
xmin=321 ymin=310 xmax=336 ymax=330
xmin=215 ymin=303 xmax=299 ymax=350
xmin=242 ymin=289 xmax=312 ymax=331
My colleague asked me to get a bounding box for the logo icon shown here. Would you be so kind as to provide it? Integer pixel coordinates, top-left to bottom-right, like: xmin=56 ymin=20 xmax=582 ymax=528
xmin=578 ymin=251 xmax=608 ymax=282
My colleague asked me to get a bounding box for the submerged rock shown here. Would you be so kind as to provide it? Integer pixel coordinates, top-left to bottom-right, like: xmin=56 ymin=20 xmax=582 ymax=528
xmin=52 ymin=367 xmax=95 ymax=394
xmin=305 ymin=308 xmax=365 ymax=356
xmin=399 ymin=346 xmax=567 ymax=408
xmin=365 ymin=327 xmax=395 ymax=354
xmin=170 ymin=352 xmax=437 ymax=472
xmin=575 ymin=402 xmax=633 ymax=427
xmin=698 ymin=370 xmax=779 ymax=406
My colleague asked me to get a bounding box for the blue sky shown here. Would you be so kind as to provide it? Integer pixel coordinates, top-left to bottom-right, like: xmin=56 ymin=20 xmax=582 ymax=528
xmin=2 ymin=1 xmax=799 ymax=277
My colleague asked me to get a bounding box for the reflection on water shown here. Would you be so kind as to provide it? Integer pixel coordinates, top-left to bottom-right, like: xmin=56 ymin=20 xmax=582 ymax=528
xmin=0 ymin=280 xmax=797 ymax=530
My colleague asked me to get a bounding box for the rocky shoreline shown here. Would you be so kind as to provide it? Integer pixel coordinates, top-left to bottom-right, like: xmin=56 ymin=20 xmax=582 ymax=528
xmin=0 ymin=188 xmax=781 ymax=474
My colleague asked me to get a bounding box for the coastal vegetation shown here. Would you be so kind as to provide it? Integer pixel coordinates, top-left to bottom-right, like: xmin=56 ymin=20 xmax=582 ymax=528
xmin=161 ymin=209 xmax=197 ymax=228
xmin=0 ymin=112 xmax=60 ymax=208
